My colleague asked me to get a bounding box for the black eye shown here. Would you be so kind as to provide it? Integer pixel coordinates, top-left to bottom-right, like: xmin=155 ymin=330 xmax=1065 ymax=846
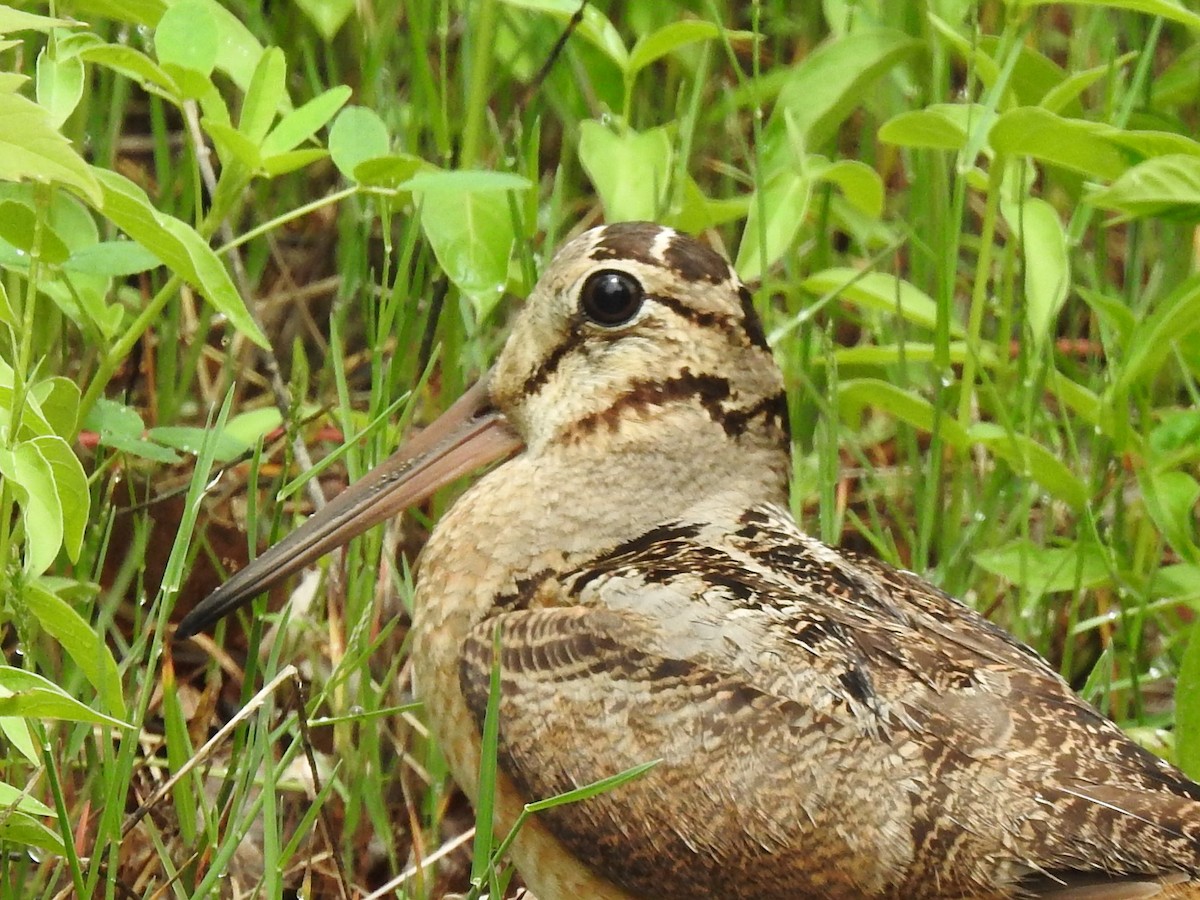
xmin=579 ymin=269 xmax=644 ymax=327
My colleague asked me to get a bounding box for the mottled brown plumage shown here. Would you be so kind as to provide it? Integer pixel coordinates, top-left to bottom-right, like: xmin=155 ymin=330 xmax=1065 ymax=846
xmin=180 ymin=222 xmax=1200 ymax=899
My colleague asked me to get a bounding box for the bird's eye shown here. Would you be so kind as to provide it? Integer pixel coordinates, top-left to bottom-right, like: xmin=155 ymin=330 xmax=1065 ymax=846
xmin=579 ymin=270 xmax=644 ymax=327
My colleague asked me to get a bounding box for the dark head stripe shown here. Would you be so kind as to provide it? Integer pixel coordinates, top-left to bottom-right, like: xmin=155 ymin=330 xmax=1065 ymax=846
xmin=589 ymin=221 xmax=668 ymax=268
xmin=662 ymin=232 xmax=732 ymax=284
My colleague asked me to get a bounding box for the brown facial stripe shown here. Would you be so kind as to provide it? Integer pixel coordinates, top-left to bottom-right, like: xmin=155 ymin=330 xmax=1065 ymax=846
xmin=589 ymin=221 xmax=669 ymax=268
xmin=738 ymin=284 xmax=771 ymax=351
xmin=569 ymin=369 xmax=788 ymax=440
xmin=662 ymin=232 xmax=732 ymax=284
xmin=521 ymin=317 xmax=584 ymax=396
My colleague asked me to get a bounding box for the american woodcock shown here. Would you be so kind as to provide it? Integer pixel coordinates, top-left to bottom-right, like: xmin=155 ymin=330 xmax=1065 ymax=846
xmin=178 ymin=222 xmax=1200 ymax=899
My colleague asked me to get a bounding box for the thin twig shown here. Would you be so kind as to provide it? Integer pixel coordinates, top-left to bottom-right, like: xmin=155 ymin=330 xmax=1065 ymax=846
xmin=290 ymin=671 xmax=352 ymax=900
xmin=518 ymin=1 xmax=587 ymax=107
xmin=361 ymin=827 xmax=477 ymax=900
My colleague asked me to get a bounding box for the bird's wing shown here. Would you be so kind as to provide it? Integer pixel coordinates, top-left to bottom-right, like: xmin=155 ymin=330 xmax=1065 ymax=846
xmin=458 ymin=504 xmax=1200 ymax=899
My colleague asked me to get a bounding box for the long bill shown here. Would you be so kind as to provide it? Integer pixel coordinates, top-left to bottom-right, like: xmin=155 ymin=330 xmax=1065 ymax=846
xmin=175 ymin=375 xmax=523 ymax=639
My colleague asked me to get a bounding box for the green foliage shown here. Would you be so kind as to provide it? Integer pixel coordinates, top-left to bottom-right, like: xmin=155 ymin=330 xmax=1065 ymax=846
xmin=1 ymin=0 xmax=1199 ymax=894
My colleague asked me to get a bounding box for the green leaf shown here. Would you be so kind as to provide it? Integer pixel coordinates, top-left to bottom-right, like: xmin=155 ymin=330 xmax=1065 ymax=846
xmin=203 ymin=0 xmax=271 ymax=96
xmin=801 ymin=269 xmax=965 ymax=335
xmin=262 ymin=85 xmax=351 ymax=157
xmin=91 ymin=168 xmax=268 ymax=348
xmin=837 ymin=379 xmax=969 ymax=448
xmin=65 ymin=0 xmax=165 ymax=27
xmin=239 ymin=46 xmax=285 ymax=144
xmin=0 ymin=369 xmax=58 ymax=440
xmin=0 ymin=809 xmax=66 ymax=855
xmin=351 ymin=153 xmax=427 ymax=190
xmin=878 ymin=103 xmax=983 ymax=151
xmin=1115 ymin=273 xmax=1200 ymax=392
xmin=35 ymin=50 xmax=84 ymax=129
xmin=926 ymin=13 xmax=1001 ymax=96
xmin=83 ymin=397 xmax=145 ymax=441
xmin=1154 ymin=41 xmax=1200 ymax=109
xmin=765 ymin=28 xmax=922 ymax=162
xmin=160 ymin=63 xmax=215 ymax=103
xmin=735 ymin=169 xmax=812 ymax=282
xmin=262 ymin=148 xmax=328 ymax=177
xmin=55 ymin=32 xmax=105 ymax=60
xmin=672 ymin=175 xmax=749 ymax=233
xmin=1105 ymin=130 xmax=1200 ymax=162
xmin=1013 ymin=0 xmax=1200 ymax=31
xmin=815 ymin=159 xmax=884 ymax=218
xmin=969 ymin=423 xmax=1088 ymax=510
xmin=973 ymin=539 xmax=1113 ymax=597
xmin=27 ymin=436 xmax=87 ymax=562
xmin=1077 ymin=287 xmax=1135 ymax=345
xmin=1150 ymin=409 xmax=1200 ymax=459
xmin=148 ymin=425 xmax=254 ymax=462
xmin=1139 ymin=468 xmax=1200 ymax=565
xmin=223 ymin=407 xmax=283 ymax=449
xmin=524 ymin=758 xmax=660 ymax=812
xmin=0 ymin=442 xmax=62 ymax=575
xmin=0 ymin=667 xmax=131 ymax=728
xmin=0 ymin=8 xmax=75 ymax=33
xmin=29 ymin=378 xmax=79 ymax=439
xmin=989 ymin=108 xmax=1128 ymax=180
xmin=154 ymin=0 xmax=218 ymax=76
xmin=83 ymin=398 xmax=182 ymax=463
xmin=1089 ymin=154 xmax=1200 ymax=221
xmin=0 ymin=181 xmax=97 ymax=251
xmin=1040 ymin=53 xmax=1137 ymax=114
xmin=77 ymin=44 xmax=181 ymax=101
xmin=628 ymin=20 xmax=720 ymax=76
xmin=0 ymin=716 xmax=37 ymax=764
xmin=0 ymin=200 xmax=70 ymax=264
xmin=295 ymin=0 xmax=356 ymax=40
xmin=43 ymin=279 xmax=125 ymax=339
xmin=204 ymin=119 xmax=263 ymax=170
xmin=96 ymin=431 xmax=181 ymax=464
xmin=0 ymin=92 xmax=101 ymax=205
xmin=63 ymin=239 xmax=161 ymax=277
xmin=0 ymin=781 xmax=54 ymax=818
xmin=418 ymin=187 xmax=515 ymax=320
xmin=1000 ymin=196 xmax=1069 ymax=353
xmin=978 ymin=36 xmax=1070 ymax=108
xmin=326 ymin=104 xmax=390 ymax=179
xmin=578 ymin=121 xmax=673 ymax=222
xmin=25 ymin=580 xmax=125 ymax=718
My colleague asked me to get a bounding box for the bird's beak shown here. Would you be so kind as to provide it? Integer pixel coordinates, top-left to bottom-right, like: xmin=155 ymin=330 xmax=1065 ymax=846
xmin=175 ymin=374 xmax=523 ymax=639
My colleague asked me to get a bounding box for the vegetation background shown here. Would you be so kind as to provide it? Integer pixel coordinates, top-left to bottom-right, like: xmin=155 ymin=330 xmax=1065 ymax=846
xmin=1 ymin=0 xmax=1199 ymax=896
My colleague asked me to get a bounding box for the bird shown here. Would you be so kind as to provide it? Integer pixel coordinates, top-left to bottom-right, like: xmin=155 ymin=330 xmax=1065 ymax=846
xmin=177 ymin=221 xmax=1200 ymax=899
